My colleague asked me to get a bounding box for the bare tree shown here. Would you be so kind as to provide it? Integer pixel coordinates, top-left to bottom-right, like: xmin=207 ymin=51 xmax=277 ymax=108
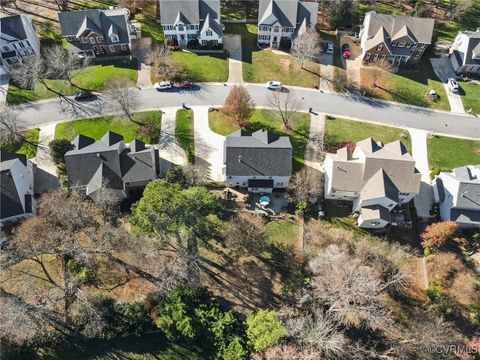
xmin=0 ymin=0 xmax=16 ymax=10
xmin=53 ymin=0 xmax=69 ymax=11
xmin=289 ymin=168 xmax=322 ymax=204
xmin=267 ymin=90 xmax=299 ymax=132
xmin=90 ymin=185 xmax=121 ymax=222
xmin=0 ymin=106 xmax=24 ymax=146
xmin=291 ymin=29 xmax=321 ymax=69
xmin=104 ymin=76 xmax=139 ymax=123
xmin=222 ymin=85 xmax=255 ymax=127
xmin=222 ymin=212 xmax=266 ymax=255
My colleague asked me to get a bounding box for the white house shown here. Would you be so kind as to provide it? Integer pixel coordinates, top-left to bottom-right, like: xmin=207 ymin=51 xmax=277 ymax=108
xmin=449 ymin=30 xmax=480 ymax=75
xmin=0 ymin=14 xmax=40 ymax=76
xmin=323 ymin=138 xmax=421 ymax=229
xmin=257 ymin=0 xmax=318 ymax=49
xmin=224 ymin=130 xmax=292 ymax=193
xmin=159 ymin=0 xmax=223 ymax=47
xmin=1 ymin=151 xmax=35 ymax=227
xmin=432 ymin=165 xmax=480 ymax=229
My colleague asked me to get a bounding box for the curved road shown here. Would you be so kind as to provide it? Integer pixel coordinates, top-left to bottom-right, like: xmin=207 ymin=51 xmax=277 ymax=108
xmin=12 ymin=83 xmax=480 ymax=139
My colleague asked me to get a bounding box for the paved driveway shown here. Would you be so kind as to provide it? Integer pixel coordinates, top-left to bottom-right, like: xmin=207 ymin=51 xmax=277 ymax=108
xmin=318 ymin=53 xmax=334 ymax=92
xmin=158 ymin=107 xmax=187 ymax=176
xmin=430 ymin=56 xmax=465 ymax=114
xmin=223 ymin=34 xmax=243 ymax=84
xmin=191 ymin=106 xmax=225 ymax=181
xmin=132 ymin=37 xmax=153 ymax=87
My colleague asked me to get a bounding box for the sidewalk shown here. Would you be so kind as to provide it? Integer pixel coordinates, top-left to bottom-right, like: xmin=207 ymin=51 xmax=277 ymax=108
xmin=191 ymin=106 xmax=225 ymax=182
xmin=304 ymin=113 xmax=325 ymax=174
xmin=158 ymin=107 xmax=187 ymax=176
xmin=409 ymin=128 xmax=433 ymax=220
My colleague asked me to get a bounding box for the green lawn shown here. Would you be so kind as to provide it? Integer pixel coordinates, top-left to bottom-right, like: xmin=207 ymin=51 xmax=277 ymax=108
xmin=172 ymin=51 xmax=229 ymax=82
xmin=264 ymin=216 xmax=300 ymax=248
xmin=7 ymin=59 xmax=138 ymax=104
xmin=71 ymin=0 xmax=117 ymax=10
xmin=225 ymin=23 xmax=321 ymax=87
xmin=54 ymin=112 xmax=162 ymax=144
xmin=176 ymin=109 xmax=195 ymax=164
xmin=0 ymin=128 xmax=40 ymax=159
xmin=324 ymin=117 xmax=412 ymax=153
xmin=221 ymin=0 xmax=258 ymax=20
xmin=428 ymin=135 xmax=480 ymax=171
xmin=436 ymin=0 xmax=480 ymax=41
xmin=460 ymin=82 xmax=480 ymax=115
xmin=209 ymin=109 xmax=310 ymax=171
xmin=360 ymin=61 xmax=450 ymax=111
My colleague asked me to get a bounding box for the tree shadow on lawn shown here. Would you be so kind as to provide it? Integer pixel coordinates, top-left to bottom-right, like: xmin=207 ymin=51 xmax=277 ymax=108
xmin=93 ymin=58 xmax=139 ymax=71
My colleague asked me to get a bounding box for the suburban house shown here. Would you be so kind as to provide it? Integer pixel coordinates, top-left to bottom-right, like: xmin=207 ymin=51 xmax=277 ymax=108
xmin=65 ymin=131 xmax=160 ymax=198
xmin=0 ymin=14 xmax=40 ymax=76
xmin=0 ymin=151 xmax=35 ymax=227
xmin=257 ymin=0 xmax=318 ymax=49
xmin=224 ymin=129 xmax=292 ymax=193
xmin=159 ymin=0 xmax=223 ymax=47
xmin=432 ymin=165 xmax=480 ymax=229
xmin=323 ymin=138 xmax=421 ymax=229
xmin=58 ymin=8 xmax=132 ymax=58
xmin=359 ymin=11 xmax=435 ymax=66
xmin=449 ymin=30 xmax=480 ymax=75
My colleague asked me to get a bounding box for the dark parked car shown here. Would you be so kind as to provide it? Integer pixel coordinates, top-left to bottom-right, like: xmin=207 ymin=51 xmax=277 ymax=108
xmin=342 ymin=43 xmax=351 ymax=58
xmin=74 ymin=90 xmax=96 ymax=101
xmin=175 ymin=80 xmax=194 ymax=89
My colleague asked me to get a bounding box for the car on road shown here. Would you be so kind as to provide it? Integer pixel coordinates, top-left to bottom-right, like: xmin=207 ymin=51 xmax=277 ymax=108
xmin=325 ymin=41 xmax=334 ymax=55
xmin=74 ymin=90 xmax=96 ymax=101
xmin=265 ymin=81 xmax=282 ymax=90
xmin=447 ymin=78 xmax=459 ymax=93
xmin=175 ymin=80 xmax=194 ymax=89
xmin=342 ymin=43 xmax=351 ymax=58
xmin=154 ymin=81 xmax=173 ymax=91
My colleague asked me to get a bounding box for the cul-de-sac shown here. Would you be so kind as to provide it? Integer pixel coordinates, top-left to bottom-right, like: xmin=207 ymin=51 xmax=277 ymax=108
xmin=1 ymin=0 xmax=479 ymax=358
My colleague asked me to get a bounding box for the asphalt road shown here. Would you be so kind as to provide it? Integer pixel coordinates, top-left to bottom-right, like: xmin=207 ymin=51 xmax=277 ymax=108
xmin=12 ymin=83 xmax=480 ymax=139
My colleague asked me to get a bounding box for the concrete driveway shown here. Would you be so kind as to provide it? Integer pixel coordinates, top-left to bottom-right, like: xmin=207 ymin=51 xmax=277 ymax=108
xmin=223 ymin=34 xmax=243 ymax=84
xmin=430 ymin=56 xmax=465 ymax=114
xmin=318 ymin=53 xmax=334 ymax=92
xmin=132 ymin=37 xmax=153 ymax=87
xmin=158 ymin=107 xmax=187 ymax=176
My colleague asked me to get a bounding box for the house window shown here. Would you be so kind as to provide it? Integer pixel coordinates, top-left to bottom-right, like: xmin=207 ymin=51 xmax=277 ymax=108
xmin=81 ymin=37 xmax=88 ymax=44
xmin=376 ymin=44 xmax=383 ymax=51
xmin=121 ymin=44 xmax=127 ymax=51
xmin=177 ymin=25 xmax=184 ymax=31
xmin=370 ymin=221 xmax=380 ymax=225
xmin=391 ymin=41 xmax=397 ymax=46
xmin=67 ymin=36 xmax=75 ymax=41
xmin=274 ymin=26 xmax=280 ymax=32
xmin=96 ymin=36 xmax=102 ymax=42
xmin=109 ymin=45 xmax=115 ymax=52
xmin=365 ymin=53 xmax=371 ymax=60
xmin=405 ymin=43 xmax=411 ymax=48
xmin=93 ymin=45 xmax=99 ymax=52
xmin=206 ymin=30 xmax=212 ymax=36
xmin=398 ymin=41 xmax=405 ymax=47
xmin=110 ymin=34 xmax=119 ymax=42
xmin=89 ymin=37 xmax=96 ymax=44
xmin=373 ymin=54 xmax=379 ymax=61
xmin=201 ymin=40 xmax=207 ymax=46
xmin=421 ymin=43 xmax=427 ymax=48
xmin=2 ymin=45 xmax=10 ymax=51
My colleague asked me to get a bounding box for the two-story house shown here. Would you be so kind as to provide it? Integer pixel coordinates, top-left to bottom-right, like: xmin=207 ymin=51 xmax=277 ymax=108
xmin=159 ymin=0 xmax=223 ymax=47
xmin=0 ymin=14 xmax=40 ymax=76
xmin=433 ymin=165 xmax=480 ymax=229
xmin=323 ymin=138 xmax=421 ymax=229
xmin=257 ymin=0 xmax=318 ymax=49
xmin=224 ymin=129 xmax=292 ymax=193
xmin=58 ymin=8 xmax=132 ymax=58
xmin=65 ymin=131 xmax=160 ymax=198
xmin=1 ymin=151 xmax=35 ymax=228
xmin=359 ymin=11 xmax=434 ymax=66
xmin=449 ymin=30 xmax=480 ymax=75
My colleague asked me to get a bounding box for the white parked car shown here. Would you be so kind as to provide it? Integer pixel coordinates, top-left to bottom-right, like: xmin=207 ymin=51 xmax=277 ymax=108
xmin=154 ymin=81 xmax=173 ymax=91
xmin=266 ymin=81 xmax=282 ymax=90
xmin=325 ymin=41 xmax=334 ymax=55
xmin=447 ymin=78 xmax=459 ymax=93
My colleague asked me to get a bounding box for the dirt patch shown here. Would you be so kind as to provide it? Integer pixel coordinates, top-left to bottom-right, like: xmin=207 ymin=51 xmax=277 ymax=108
xmin=280 ymin=58 xmax=291 ymax=72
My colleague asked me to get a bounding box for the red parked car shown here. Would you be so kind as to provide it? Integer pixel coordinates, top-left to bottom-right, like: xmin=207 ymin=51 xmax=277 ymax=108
xmin=342 ymin=43 xmax=351 ymax=58
xmin=175 ymin=80 xmax=194 ymax=89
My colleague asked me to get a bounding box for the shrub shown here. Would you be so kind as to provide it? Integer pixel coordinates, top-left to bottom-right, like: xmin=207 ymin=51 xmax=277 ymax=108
xmin=246 ymin=310 xmax=287 ymax=353
xmin=430 ymin=166 xmax=442 ymax=180
xmin=470 ymin=306 xmax=480 ymax=329
xmin=421 ymin=221 xmax=459 ymax=249
xmin=136 ymin=123 xmax=160 ymax=144
xmin=423 ymin=247 xmax=431 ymax=257
xmin=48 ymin=139 xmax=73 ymax=165
xmin=295 ymin=201 xmax=308 ymax=216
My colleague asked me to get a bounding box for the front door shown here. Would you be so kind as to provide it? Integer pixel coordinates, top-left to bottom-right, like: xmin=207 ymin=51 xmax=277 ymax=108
xmin=179 ymin=34 xmax=187 ymax=46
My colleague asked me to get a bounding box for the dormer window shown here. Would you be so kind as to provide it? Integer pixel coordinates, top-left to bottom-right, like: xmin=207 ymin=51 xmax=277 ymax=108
xmin=274 ymin=26 xmax=280 ymax=32
xmin=110 ymin=34 xmax=119 ymax=42
xmin=67 ymin=36 xmax=75 ymax=41
xmin=206 ymin=30 xmax=212 ymax=36
xmin=376 ymin=44 xmax=384 ymax=51
xmin=398 ymin=41 xmax=405 ymax=47
xmin=178 ymin=24 xmax=184 ymax=31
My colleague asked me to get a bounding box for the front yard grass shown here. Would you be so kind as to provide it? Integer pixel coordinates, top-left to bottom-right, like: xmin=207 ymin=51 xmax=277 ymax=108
xmin=171 ymin=51 xmax=228 ymax=82
xmin=324 ymin=116 xmax=412 ymax=153
xmin=0 ymin=128 xmax=40 ymax=159
xmin=427 ymin=135 xmax=480 ymax=171
xmin=7 ymin=59 xmax=138 ymax=104
xmin=54 ymin=111 xmax=162 ymax=144
xmin=460 ymin=81 xmax=480 ymax=115
xmin=360 ymin=61 xmax=450 ymax=111
xmin=225 ymin=23 xmax=320 ymax=87
xmin=175 ymin=109 xmax=195 ymax=164
xmin=209 ymin=108 xmax=310 ymax=171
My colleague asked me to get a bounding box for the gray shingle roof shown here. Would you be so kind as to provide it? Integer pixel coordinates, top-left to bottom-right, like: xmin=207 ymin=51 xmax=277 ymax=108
xmin=225 ymin=129 xmax=292 ymax=177
xmin=160 ymin=0 xmax=200 ymax=24
xmin=360 ymin=205 xmax=391 ymax=222
xmin=360 ymin=169 xmax=399 ymax=203
xmin=0 ymin=15 xmax=28 ymax=40
xmin=58 ymin=9 xmax=130 ymax=45
xmin=0 ymin=151 xmax=28 ymax=220
xmin=259 ymin=0 xmax=317 ymax=28
xmin=453 ymin=166 xmax=480 ymax=210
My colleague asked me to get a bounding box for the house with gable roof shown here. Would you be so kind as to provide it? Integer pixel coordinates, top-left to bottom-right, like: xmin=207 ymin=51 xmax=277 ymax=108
xmin=449 ymin=30 xmax=480 ymax=75
xmin=0 ymin=14 xmax=40 ymax=76
xmin=159 ymin=0 xmax=223 ymax=47
xmin=359 ymin=11 xmax=434 ymax=66
xmin=257 ymin=0 xmax=318 ymax=49
xmin=64 ymin=131 xmax=160 ymax=198
xmin=323 ymin=138 xmax=421 ymax=229
xmin=58 ymin=8 xmax=132 ymax=58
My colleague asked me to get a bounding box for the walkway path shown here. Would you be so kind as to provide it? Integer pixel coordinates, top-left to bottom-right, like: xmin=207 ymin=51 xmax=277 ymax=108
xmin=304 ymin=113 xmax=325 ymax=173
xmin=430 ymin=57 xmax=465 ymax=114
xmin=158 ymin=107 xmax=187 ymax=176
xmin=224 ymin=34 xmax=243 ymax=84
xmin=191 ymin=106 xmax=225 ymax=181
xmin=132 ymin=37 xmax=153 ymax=87
xmin=31 ymin=123 xmax=59 ymax=194
xmin=0 ymin=75 xmax=9 ymax=106
xmin=409 ymin=128 xmax=434 ymax=220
